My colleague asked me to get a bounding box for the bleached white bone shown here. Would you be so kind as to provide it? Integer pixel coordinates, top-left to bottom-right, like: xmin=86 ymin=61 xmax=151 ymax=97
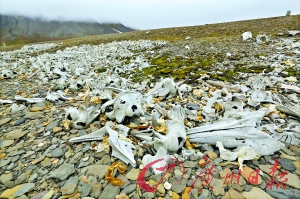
xmin=154 ymin=105 xmax=186 ymax=152
xmin=0 ymin=99 xmax=14 ymax=104
xmin=241 ymin=32 xmax=252 ymax=40
xmin=101 ymin=91 xmax=145 ymax=123
xmin=15 ymin=95 xmax=45 ymax=103
xmin=142 ymin=147 xmax=173 ymax=175
xmin=65 ymin=105 xmax=100 ymax=129
xmin=69 ymin=125 xmax=107 ymax=142
xmin=0 ymin=69 xmax=15 ymax=79
xmin=106 ymin=125 xmax=136 ymax=167
xmin=145 ymin=78 xmax=177 ymax=99
xmin=187 ymin=111 xmax=284 ymax=155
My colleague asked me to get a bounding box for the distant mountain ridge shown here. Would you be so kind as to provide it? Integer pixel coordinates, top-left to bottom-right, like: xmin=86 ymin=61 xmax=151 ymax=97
xmin=0 ymin=14 xmax=135 ymax=45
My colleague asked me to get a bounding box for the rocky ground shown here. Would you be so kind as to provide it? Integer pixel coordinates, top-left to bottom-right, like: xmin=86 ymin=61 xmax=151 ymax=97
xmin=0 ymin=18 xmax=300 ymax=199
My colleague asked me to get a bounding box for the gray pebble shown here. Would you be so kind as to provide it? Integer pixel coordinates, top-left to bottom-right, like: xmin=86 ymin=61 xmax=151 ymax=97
xmin=51 ymin=147 xmax=65 ymax=158
xmin=28 ymin=173 xmax=38 ymax=182
xmin=45 ymin=121 xmax=58 ymax=131
xmin=62 ymin=176 xmax=78 ymax=196
xmin=266 ymin=185 xmax=300 ymax=199
xmin=99 ymin=184 xmax=120 ymax=199
xmin=79 ymin=183 xmax=92 ymax=197
xmin=0 ymin=159 xmax=11 ymax=167
xmin=98 ymin=155 xmax=111 ymax=165
xmin=14 ymin=183 xmax=35 ymax=197
xmin=14 ymin=117 xmax=26 ymax=126
xmin=48 ymin=163 xmax=75 ymax=180
xmin=169 ymin=177 xmax=187 ymax=193
xmin=121 ymin=184 xmax=136 ymax=195
xmin=15 ymin=173 xmax=27 ymax=185
xmin=278 ymin=158 xmax=296 ymax=171
xmin=0 ymin=172 xmax=13 ymax=184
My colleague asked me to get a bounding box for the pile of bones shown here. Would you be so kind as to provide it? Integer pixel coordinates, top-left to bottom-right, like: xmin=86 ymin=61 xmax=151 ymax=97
xmin=1 ymin=35 xmax=300 ymax=175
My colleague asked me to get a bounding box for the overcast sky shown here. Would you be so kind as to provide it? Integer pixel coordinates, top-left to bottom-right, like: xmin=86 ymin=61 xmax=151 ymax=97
xmin=1 ymin=0 xmax=299 ymax=30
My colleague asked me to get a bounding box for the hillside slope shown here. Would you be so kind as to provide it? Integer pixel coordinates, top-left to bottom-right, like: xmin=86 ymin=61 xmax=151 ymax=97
xmin=0 ymin=14 xmax=134 ymax=45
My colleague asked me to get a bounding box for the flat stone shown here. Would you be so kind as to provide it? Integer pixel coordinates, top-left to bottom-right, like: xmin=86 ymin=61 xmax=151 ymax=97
xmin=45 ymin=121 xmax=58 ymax=131
xmin=266 ymin=185 xmax=300 ymax=199
xmin=53 ymin=127 xmax=62 ymax=133
xmin=31 ymin=191 xmax=48 ymax=199
xmin=228 ymin=189 xmax=245 ymax=199
xmin=38 ymin=189 xmax=55 ymax=199
xmin=0 ymin=140 xmax=14 ymax=148
xmin=157 ymin=184 xmax=165 ymax=194
xmin=15 ymin=173 xmax=27 ymax=185
xmin=280 ymin=153 xmax=296 ymax=161
xmin=121 ymin=184 xmax=136 ymax=195
xmin=14 ymin=183 xmax=35 ymax=197
xmin=276 ymin=172 xmax=300 ymax=189
xmin=0 ymin=159 xmax=11 ymax=167
xmin=0 ymin=185 xmax=22 ymax=198
xmin=183 ymin=161 xmax=197 ymax=168
xmin=28 ymin=173 xmax=38 ymax=182
xmin=242 ymin=187 xmax=274 ymax=199
xmin=221 ymin=168 xmax=246 ymax=186
xmin=116 ymin=193 xmax=130 ymax=199
xmin=51 ymin=147 xmax=65 ymax=158
xmin=126 ymin=168 xmax=140 ymax=180
xmin=30 ymin=107 xmax=43 ymax=112
xmin=14 ymin=117 xmax=26 ymax=126
xmin=0 ymin=153 xmax=6 ymax=160
xmin=62 ymin=176 xmax=79 ymax=196
xmin=99 ymin=184 xmax=120 ymax=199
xmin=16 ymin=195 xmax=29 ymax=199
xmin=85 ymin=164 xmax=109 ymax=180
xmin=241 ymin=166 xmax=262 ymax=185
xmin=92 ymin=151 xmax=106 ymax=159
xmin=0 ymin=118 xmax=12 ymax=126
xmin=221 ymin=192 xmax=230 ymax=199
xmin=25 ymin=111 xmax=43 ymax=119
xmin=31 ymin=155 xmax=45 ymax=165
xmin=169 ymin=177 xmax=187 ymax=194
xmin=210 ymin=178 xmax=225 ymax=196
xmin=117 ymin=174 xmax=131 ymax=188
xmin=278 ymin=158 xmax=296 ymax=171
xmin=49 ymin=163 xmax=76 ymax=180
xmin=258 ymin=164 xmax=279 ymax=176
xmin=281 ymin=147 xmax=296 ymax=156
xmin=0 ymin=172 xmax=13 ymax=184
xmin=205 ymin=151 xmax=217 ymax=159
xmin=174 ymin=169 xmax=183 ymax=176
xmin=98 ymin=155 xmax=111 ymax=165
xmin=41 ymin=158 xmax=52 ymax=167
xmin=70 ymin=152 xmax=83 ymax=163
xmin=294 ymin=161 xmax=300 ymax=170
xmin=6 ymin=129 xmax=28 ymax=139
xmin=79 ymin=183 xmax=92 ymax=197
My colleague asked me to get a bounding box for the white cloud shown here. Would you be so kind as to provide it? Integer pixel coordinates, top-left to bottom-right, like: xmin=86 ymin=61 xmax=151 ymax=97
xmin=0 ymin=0 xmax=299 ymax=29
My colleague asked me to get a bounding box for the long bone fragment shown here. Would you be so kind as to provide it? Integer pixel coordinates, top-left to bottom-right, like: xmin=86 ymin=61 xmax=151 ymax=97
xmin=187 ymin=111 xmax=284 ymax=155
xmin=206 ymin=80 xmax=241 ymax=93
xmin=106 ymin=125 xmax=136 ymax=167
